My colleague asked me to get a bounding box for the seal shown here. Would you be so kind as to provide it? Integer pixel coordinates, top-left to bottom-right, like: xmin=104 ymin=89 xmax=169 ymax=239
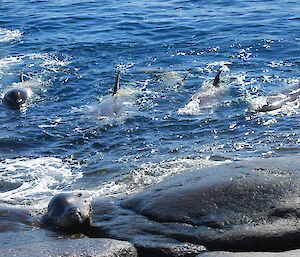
xmin=41 ymin=193 xmax=92 ymax=230
xmin=3 ymin=88 xmax=30 ymax=109
xmin=2 ymin=74 xmax=31 ymax=109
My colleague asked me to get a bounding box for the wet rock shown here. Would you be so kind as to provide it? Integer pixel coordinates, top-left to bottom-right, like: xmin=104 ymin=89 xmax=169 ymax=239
xmin=0 ymin=235 xmax=137 ymax=257
xmin=135 ymin=242 xmax=206 ymax=257
xmin=92 ymin=156 xmax=300 ymax=252
xmin=90 ymin=199 xmax=206 ymax=257
xmin=197 ymin=250 xmax=300 ymax=257
xmin=0 ymin=206 xmax=35 ymax=232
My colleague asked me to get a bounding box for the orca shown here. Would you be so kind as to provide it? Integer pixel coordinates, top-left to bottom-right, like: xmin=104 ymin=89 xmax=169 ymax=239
xmin=254 ymin=86 xmax=300 ymax=112
xmin=96 ymin=70 xmax=125 ymax=118
xmin=212 ymin=69 xmax=222 ymax=87
xmin=178 ymin=69 xmax=225 ymax=115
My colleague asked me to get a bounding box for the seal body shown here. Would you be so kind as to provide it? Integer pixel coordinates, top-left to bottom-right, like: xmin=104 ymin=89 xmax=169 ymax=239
xmin=42 ymin=193 xmax=91 ymax=230
xmin=3 ymin=88 xmax=30 ymax=109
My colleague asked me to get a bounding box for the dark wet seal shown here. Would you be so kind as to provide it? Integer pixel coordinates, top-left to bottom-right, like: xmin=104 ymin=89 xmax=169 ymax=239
xmin=41 ymin=193 xmax=92 ymax=232
xmin=3 ymin=88 xmax=30 ymax=109
xmin=2 ymin=74 xmax=32 ymax=110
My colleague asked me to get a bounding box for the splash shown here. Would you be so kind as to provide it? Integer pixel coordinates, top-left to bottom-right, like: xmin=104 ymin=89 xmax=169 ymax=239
xmin=0 ymin=157 xmax=82 ymax=207
xmin=178 ymin=79 xmax=228 ymax=115
xmin=88 ymin=157 xmax=231 ymax=200
xmin=0 ymin=28 xmax=22 ymax=43
xmin=249 ymin=81 xmax=300 ymax=114
xmin=86 ymin=82 xmax=142 ymax=122
xmin=0 ymin=56 xmax=23 ymax=70
xmin=0 ymin=53 xmax=70 ymax=74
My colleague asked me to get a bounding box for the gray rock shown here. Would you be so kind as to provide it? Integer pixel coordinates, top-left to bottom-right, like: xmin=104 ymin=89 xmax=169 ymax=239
xmin=90 ymin=199 xmax=206 ymax=257
xmin=135 ymin=242 xmax=206 ymax=257
xmin=92 ymin=156 xmax=300 ymax=251
xmin=1 ymin=236 xmax=137 ymax=257
xmin=0 ymin=206 xmax=35 ymax=232
xmin=197 ymin=250 xmax=300 ymax=257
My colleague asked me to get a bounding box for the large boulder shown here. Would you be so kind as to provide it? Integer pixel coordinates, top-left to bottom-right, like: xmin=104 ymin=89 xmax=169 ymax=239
xmin=197 ymin=250 xmax=300 ymax=257
xmin=92 ymin=156 xmax=300 ymax=252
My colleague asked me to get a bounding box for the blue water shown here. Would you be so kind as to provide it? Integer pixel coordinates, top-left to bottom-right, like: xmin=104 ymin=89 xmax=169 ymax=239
xmin=0 ymin=0 xmax=300 ymax=207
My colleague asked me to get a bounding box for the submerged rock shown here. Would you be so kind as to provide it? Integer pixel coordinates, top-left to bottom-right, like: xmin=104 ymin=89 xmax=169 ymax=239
xmin=91 ymin=156 xmax=300 ymax=252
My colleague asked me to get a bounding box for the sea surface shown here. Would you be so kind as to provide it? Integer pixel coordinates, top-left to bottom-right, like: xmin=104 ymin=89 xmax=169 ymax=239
xmin=0 ymin=0 xmax=299 ymax=212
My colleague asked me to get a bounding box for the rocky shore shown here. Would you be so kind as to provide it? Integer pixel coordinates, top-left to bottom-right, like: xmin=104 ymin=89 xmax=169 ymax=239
xmin=2 ymin=155 xmax=300 ymax=256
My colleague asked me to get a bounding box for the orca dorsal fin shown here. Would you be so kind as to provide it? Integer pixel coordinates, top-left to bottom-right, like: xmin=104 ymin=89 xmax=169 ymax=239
xmin=112 ymin=71 xmax=121 ymax=95
xmin=20 ymin=74 xmax=25 ymax=83
xmin=212 ymin=69 xmax=222 ymax=87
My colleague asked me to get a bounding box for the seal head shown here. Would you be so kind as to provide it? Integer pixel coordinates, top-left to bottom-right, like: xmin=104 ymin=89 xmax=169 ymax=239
xmin=3 ymin=88 xmax=30 ymax=109
xmin=42 ymin=193 xmax=92 ymax=230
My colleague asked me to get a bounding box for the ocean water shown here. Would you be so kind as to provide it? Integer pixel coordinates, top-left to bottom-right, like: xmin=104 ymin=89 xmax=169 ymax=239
xmin=0 ymin=0 xmax=299 ymax=210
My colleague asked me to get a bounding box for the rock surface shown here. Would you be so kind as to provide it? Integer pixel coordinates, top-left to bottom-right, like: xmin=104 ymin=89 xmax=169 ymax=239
xmin=0 ymin=235 xmax=137 ymax=257
xmin=0 ymin=206 xmax=35 ymax=232
xmin=197 ymin=250 xmax=300 ymax=257
xmin=3 ymin=156 xmax=300 ymax=256
xmin=135 ymin=242 xmax=206 ymax=257
xmin=91 ymin=156 xmax=300 ymax=252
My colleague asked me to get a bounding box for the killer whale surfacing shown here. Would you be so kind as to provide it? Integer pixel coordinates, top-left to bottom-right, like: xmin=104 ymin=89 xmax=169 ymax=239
xmin=254 ymin=86 xmax=300 ymax=112
xmin=95 ymin=70 xmax=131 ymax=118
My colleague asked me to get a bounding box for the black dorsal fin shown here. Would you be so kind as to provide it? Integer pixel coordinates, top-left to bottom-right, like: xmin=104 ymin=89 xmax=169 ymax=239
xmin=20 ymin=74 xmax=25 ymax=83
xmin=112 ymin=71 xmax=121 ymax=95
xmin=212 ymin=69 xmax=222 ymax=87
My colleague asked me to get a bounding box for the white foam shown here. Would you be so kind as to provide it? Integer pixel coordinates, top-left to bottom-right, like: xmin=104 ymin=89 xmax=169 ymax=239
xmin=89 ymin=157 xmax=230 ymax=200
xmin=85 ymin=85 xmax=141 ymax=122
xmin=0 ymin=53 xmax=70 ymax=72
xmin=0 ymin=28 xmax=22 ymax=43
xmin=248 ymin=80 xmax=300 ymax=115
xmin=0 ymin=56 xmax=24 ymax=70
xmin=178 ymin=81 xmax=228 ymax=115
xmin=0 ymin=157 xmax=82 ymax=207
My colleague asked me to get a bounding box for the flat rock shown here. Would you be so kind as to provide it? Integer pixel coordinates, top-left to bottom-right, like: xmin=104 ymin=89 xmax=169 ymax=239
xmin=197 ymin=250 xmax=300 ymax=257
xmin=1 ymin=236 xmax=137 ymax=257
xmin=135 ymin=242 xmax=206 ymax=257
xmin=0 ymin=208 xmax=137 ymax=257
xmin=91 ymin=156 xmax=300 ymax=252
